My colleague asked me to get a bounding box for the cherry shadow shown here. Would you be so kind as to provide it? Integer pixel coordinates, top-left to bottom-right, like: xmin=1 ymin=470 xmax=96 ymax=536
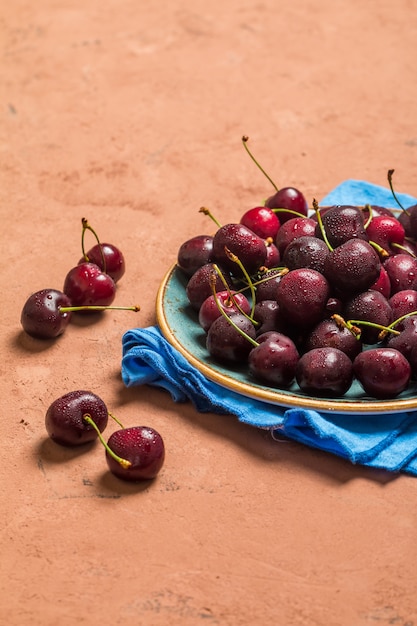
xmin=36 ymin=436 xmax=96 ymax=463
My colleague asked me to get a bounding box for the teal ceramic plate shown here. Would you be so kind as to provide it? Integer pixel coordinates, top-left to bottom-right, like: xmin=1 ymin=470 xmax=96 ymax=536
xmin=156 ymin=265 xmax=417 ymax=415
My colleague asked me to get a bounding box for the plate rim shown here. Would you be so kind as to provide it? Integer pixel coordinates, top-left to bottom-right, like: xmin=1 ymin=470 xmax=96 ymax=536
xmin=156 ymin=264 xmax=417 ymax=415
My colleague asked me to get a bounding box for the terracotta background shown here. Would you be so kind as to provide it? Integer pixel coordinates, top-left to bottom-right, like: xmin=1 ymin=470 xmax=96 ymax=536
xmin=2 ymin=1 xmax=417 ymax=624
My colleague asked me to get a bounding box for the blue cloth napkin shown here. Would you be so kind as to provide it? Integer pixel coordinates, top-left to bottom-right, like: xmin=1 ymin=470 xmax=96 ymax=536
xmin=121 ymin=180 xmax=417 ymax=476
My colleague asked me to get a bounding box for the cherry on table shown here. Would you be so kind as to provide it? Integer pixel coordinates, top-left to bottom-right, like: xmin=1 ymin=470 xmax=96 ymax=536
xmin=315 ymin=205 xmax=368 ymax=248
xmin=323 ymin=238 xmax=381 ymax=296
xmin=383 ymin=253 xmax=417 ymax=294
xmin=80 ymin=243 xmax=125 ymax=283
xmin=21 ymin=289 xmax=73 ymax=339
xmin=45 ymin=390 xmax=109 ymax=446
xmin=105 ymin=426 xmax=165 ymax=482
xmin=275 ymin=217 xmax=316 ymax=257
xmin=63 ymin=262 xmax=116 ymax=307
xmin=389 ymin=290 xmax=417 ymax=320
xmin=276 ymin=267 xmax=330 ymax=329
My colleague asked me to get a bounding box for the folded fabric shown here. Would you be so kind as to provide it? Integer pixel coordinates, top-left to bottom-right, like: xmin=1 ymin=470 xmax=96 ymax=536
xmin=121 ymin=179 xmax=417 ymax=476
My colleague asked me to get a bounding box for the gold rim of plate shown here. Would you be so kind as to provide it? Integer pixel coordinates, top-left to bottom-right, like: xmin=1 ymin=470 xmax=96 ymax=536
xmin=156 ymin=264 xmax=417 ymax=415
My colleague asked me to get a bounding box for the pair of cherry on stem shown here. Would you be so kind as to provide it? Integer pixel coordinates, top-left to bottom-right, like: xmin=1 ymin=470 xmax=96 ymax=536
xmin=20 ymin=218 xmax=139 ymax=340
xmin=45 ymin=390 xmax=165 ymax=482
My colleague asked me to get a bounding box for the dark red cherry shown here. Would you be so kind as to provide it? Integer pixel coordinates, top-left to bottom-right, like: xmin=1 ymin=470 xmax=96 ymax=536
xmin=283 ymin=235 xmax=330 ymax=274
xmin=63 ymin=262 xmax=116 ymax=307
xmin=275 ymin=217 xmax=316 ymax=257
xmin=185 ymin=263 xmax=232 ymax=311
xmin=323 ymin=239 xmax=381 ymax=296
xmin=206 ymin=313 xmax=256 ymax=363
xmin=276 ymin=268 xmax=330 ymax=328
xmin=80 ymin=243 xmax=125 ymax=283
xmin=296 ymin=347 xmax=353 ymax=397
xmin=389 ymin=290 xmax=417 ymax=321
xmin=353 ymin=348 xmax=411 ymax=399
xmin=248 ymin=331 xmax=299 ymax=387
xmin=45 ymin=390 xmax=108 ymax=446
xmin=106 ymin=426 xmax=165 ymax=482
xmin=177 ymin=235 xmax=214 ymax=277
xmin=305 ymin=318 xmax=362 ymax=360
xmin=21 ymin=289 xmax=73 ymax=339
xmin=315 ymin=205 xmax=368 ymax=248
xmin=265 ymin=187 xmax=309 ymax=224
xmin=343 ymin=290 xmax=393 ymax=344
xmin=383 ymin=254 xmax=417 ymax=294
xmin=212 ymin=223 xmax=267 ymax=276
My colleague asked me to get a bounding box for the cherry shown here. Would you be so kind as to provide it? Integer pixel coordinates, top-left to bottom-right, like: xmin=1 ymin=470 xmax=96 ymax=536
xmin=45 ymin=390 xmax=109 ymax=446
xmin=342 ymin=290 xmax=393 ymax=344
xmin=253 ymin=300 xmax=283 ymax=336
xmin=248 ymin=331 xmax=299 ymax=387
xmin=383 ymin=254 xmax=417 ymax=294
xmin=282 ymin=235 xmax=330 ymax=274
xmin=186 ymin=262 xmax=232 ymax=311
xmin=389 ymin=290 xmax=417 ymax=320
xmin=275 ymin=217 xmax=316 ymax=257
xmin=386 ymin=315 xmax=417 ymax=361
xmin=305 ymin=318 xmax=362 ymax=360
xmin=353 ymin=348 xmax=411 ymax=399
xmin=240 ymin=206 xmax=280 ymax=240
xmin=264 ymin=187 xmax=309 ymax=223
xmin=212 ymin=223 xmax=267 ymax=277
xmin=276 ymin=267 xmax=330 ymax=328
xmin=80 ymin=243 xmax=125 ymax=283
xmin=105 ymin=426 xmax=165 ymax=482
xmin=263 ymin=240 xmax=280 ymax=268
xmin=206 ymin=312 xmax=256 ymax=363
xmin=315 ymin=205 xmax=368 ymax=248
xmin=177 ymin=235 xmax=214 ymax=277
xmin=77 ymin=217 xmax=126 ymax=283
xmin=64 ymin=262 xmax=116 ymax=307
xmin=295 ymin=347 xmax=353 ymax=397
xmin=323 ymin=239 xmax=381 ymax=296
xmin=21 ymin=289 xmax=73 ymax=339
xmin=198 ymin=290 xmax=251 ymax=333
xmin=369 ymin=266 xmax=391 ymax=299
xmin=254 ymin=268 xmax=286 ymax=302
xmin=365 ymin=214 xmax=405 ymax=256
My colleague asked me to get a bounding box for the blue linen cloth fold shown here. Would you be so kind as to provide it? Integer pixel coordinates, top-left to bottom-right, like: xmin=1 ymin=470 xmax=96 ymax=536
xmin=121 ymin=179 xmax=417 ymax=476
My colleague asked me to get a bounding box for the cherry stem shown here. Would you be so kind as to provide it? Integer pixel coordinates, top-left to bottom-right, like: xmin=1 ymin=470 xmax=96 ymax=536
xmin=212 ymin=263 xmax=259 ymax=325
xmin=391 ymin=242 xmax=416 ymax=258
xmin=59 ymin=305 xmax=140 ymax=313
xmin=387 ymin=169 xmax=406 ymax=212
xmin=363 ymin=204 xmax=374 ymax=229
xmin=241 ymin=135 xmax=279 ymax=192
xmin=368 ymin=240 xmax=390 ymax=258
xmin=210 ymin=272 xmax=259 ymax=348
xmin=81 ymin=218 xmax=107 ymax=272
xmin=82 ymin=414 xmax=131 ymax=469
xmin=271 ymin=208 xmax=307 ymax=219
xmin=199 ymin=207 xmax=222 ymax=229
xmin=387 ymin=310 xmax=417 ymax=331
xmin=108 ymin=411 xmax=125 ymax=429
xmin=333 ymin=313 xmax=400 ymax=340
xmin=313 ymin=199 xmax=334 ymax=252
xmin=224 ymin=247 xmax=256 ymax=317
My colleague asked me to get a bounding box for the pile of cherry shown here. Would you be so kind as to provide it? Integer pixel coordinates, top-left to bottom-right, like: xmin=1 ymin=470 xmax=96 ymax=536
xmin=20 ymin=217 xmax=135 ymax=340
xmin=20 ymin=219 xmax=165 ymax=482
xmin=177 ymin=141 xmax=417 ymax=400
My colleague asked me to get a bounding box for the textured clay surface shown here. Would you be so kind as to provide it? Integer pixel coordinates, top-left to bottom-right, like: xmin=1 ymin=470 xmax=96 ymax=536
xmin=2 ymin=1 xmax=417 ymax=625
